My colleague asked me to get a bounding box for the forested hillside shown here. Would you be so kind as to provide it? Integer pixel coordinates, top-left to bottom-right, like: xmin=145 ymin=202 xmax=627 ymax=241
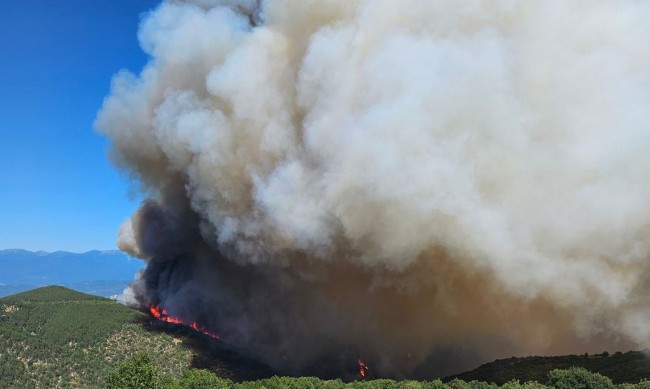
xmin=0 ymin=286 xmax=271 ymax=388
xmin=449 ymin=351 xmax=650 ymax=385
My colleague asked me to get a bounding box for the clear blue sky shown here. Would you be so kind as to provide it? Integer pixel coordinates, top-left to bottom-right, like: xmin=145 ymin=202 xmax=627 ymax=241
xmin=0 ymin=0 xmax=161 ymax=252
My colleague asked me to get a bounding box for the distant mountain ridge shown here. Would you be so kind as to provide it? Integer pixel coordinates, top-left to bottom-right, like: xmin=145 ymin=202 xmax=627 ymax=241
xmin=0 ymin=249 xmax=144 ymax=297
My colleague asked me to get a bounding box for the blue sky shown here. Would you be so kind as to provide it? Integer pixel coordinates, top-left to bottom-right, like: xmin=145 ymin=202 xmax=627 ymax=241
xmin=0 ymin=0 xmax=161 ymax=252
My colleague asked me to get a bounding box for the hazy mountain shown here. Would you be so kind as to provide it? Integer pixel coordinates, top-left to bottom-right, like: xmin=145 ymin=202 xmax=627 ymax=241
xmin=0 ymin=249 xmax=144 ymax=297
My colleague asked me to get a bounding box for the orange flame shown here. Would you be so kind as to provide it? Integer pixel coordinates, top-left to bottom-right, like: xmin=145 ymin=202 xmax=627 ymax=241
xmin=358 ymin=359 xmax=370 ymax=378
xmin=148 ymin=305 xmax=220 ymax=339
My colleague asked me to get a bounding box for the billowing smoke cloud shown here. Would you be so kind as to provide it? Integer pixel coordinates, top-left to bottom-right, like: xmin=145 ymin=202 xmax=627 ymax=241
xmin=96 ymin=0 xmax=650 ymax=378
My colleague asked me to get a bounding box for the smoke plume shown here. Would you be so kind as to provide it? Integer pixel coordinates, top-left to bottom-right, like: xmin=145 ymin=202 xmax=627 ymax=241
xmin=96 ymin=0 xmax=650 ymax=378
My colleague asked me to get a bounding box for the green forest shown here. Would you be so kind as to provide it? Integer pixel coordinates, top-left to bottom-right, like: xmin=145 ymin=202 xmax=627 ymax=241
xmin=0 ymin=286 xmax=253 ymax=388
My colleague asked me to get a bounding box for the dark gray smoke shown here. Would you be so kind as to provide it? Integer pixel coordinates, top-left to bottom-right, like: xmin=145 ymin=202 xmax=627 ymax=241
xmin=96 ymin=0 xmax=650 ymax=378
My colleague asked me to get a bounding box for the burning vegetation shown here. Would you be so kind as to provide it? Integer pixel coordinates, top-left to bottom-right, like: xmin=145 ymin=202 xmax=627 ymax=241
xmin=148 ymin=304 xmax=371 ymax=379
xmin=358 ymin=360 xmax=371 ymax=379
xmin=149 ymin=305 xmax=220 ymax=340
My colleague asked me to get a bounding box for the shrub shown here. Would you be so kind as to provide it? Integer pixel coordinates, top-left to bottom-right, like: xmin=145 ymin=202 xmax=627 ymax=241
xmin=320 ymin=379 xmax=347 ymax=389
xmin=501 ymin=380 xmax=548 ymax=389
xmin=398 ymin=380 xmax=429 ymax=389
xmin=623 ymin=379 xmax=650 ymax=389
xmin=446 ymin=379 xmax=498 ymax=389
xmin=107 ymin=352 xmax=160 ymax=389
xmin=447 ymin=379 xmax=471 ymax=389
xmin=238 ymin=376 xmax=325 ymax=389
xmin=467 ymin=381 xmax=498 ymax=389
xmin=547 ymin=367 xmax=614 ymax=389
xmin=423 ymin=380 xmax=450 ymax=389
xmin=170 ymin=369 xmax=233 ymax=389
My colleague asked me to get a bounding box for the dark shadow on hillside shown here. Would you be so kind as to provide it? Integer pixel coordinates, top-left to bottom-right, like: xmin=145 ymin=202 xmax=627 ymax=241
xmin=135 ymin=315 xmax=277 ymax=382
xmin=445 ymin=350 xmax=650 ymax=385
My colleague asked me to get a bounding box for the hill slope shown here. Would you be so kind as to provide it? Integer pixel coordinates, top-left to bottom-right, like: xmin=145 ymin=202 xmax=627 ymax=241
xmin=0 ymin=286 xmax=272 ymax=388
xmin=447 ymin=351 xmax=650 ymax=385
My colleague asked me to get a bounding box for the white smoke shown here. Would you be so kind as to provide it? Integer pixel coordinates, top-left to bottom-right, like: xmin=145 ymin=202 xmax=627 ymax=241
xmin=97 ymin=0 xmax=650 ymax=378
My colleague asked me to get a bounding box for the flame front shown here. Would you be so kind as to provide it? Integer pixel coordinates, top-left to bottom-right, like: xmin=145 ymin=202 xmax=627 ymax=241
xmin=358 ymin=359 xmax=370 ymax=378
xmin=149 ymin=305 xmax=220 ymax=339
